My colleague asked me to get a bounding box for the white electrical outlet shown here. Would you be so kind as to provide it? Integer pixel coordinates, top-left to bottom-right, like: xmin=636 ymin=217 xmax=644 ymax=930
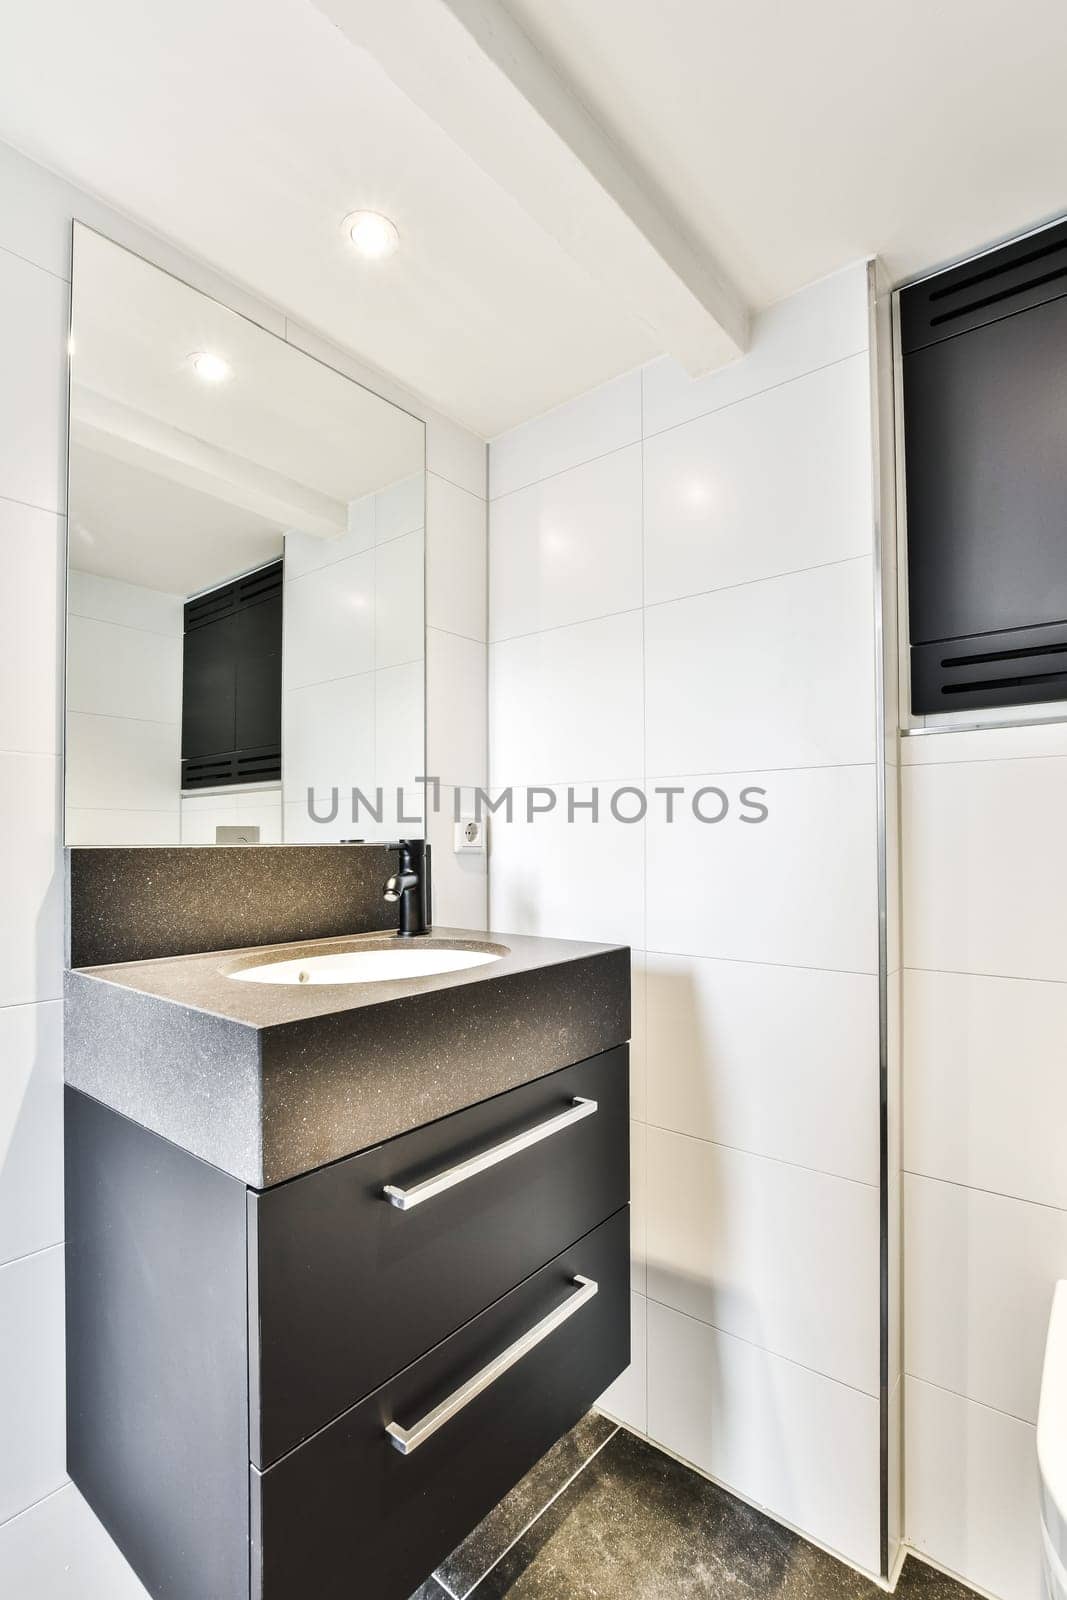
xmin=454 ymin=817 xmax=486 ymax=853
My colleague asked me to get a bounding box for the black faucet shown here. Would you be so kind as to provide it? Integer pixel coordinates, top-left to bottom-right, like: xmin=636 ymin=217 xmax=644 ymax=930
xmin=383 ymin=839 xmax=432 ymax=936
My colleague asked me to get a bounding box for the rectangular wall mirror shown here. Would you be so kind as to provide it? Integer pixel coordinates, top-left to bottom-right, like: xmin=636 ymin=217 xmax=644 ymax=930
xmin=64 ymin=225 xmax=426 ymax=847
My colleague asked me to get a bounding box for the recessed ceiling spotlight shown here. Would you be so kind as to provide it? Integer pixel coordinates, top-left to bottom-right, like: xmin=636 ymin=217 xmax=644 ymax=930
xmin=342 ymin=211 xmax=399 ymax=260
xmin=189 ymin=351 xmax=231 ymax=382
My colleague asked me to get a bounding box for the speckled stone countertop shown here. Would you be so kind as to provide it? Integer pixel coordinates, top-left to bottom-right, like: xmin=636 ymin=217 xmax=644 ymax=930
xmin=64 ymin=926 xmax=629 ymax=1189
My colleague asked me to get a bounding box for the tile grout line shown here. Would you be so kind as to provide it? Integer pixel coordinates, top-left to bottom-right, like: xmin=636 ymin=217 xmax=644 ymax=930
xmin=488 ymin=551 xmax=872 ymax=648
xmin=0 ymin=1480 xmax=71 ymax=1537
xmin=645 ymin=1294 xmax=881 ymax=1404
xmin=903 ymin=1370 xmax=1037 ymax=1431
xmin=901 ymin=1164 xmax=1067 ymax=1216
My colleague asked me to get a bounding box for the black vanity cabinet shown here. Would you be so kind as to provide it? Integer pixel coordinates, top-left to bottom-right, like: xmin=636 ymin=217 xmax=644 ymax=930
xmin=181 ymin=560 xmax=283 ymax=788
xmin=65 ymin=1048 xmax=630 ymax=1600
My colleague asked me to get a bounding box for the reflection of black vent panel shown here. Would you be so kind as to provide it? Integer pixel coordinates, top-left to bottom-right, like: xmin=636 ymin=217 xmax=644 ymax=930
xmin=901 ymin=217 xmax=1067 ymax=714
xmin=181 ymin=561 xmax=282 ymax=789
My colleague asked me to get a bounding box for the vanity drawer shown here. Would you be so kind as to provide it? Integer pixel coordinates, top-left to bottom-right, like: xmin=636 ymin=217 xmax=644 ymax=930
xmin=251 ymin=1207 xmax=628 ymax=1600
xmin=249 ymin=1045 xmax=629 ymax=1467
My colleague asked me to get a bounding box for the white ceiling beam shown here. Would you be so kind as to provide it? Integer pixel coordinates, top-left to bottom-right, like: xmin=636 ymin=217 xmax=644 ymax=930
xmin=70 ymin=387 xmax=348 ymax=539
xmin=316 ymin=0 xmax=749 ymax=375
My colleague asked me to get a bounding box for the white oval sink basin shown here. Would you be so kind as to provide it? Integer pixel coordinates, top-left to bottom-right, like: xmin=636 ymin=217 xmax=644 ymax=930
xmin=229 ymin=945 xmax=505 ymax=986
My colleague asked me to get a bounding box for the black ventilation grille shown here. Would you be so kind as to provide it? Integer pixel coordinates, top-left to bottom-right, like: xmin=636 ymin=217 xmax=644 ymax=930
xmin=900 ymin=217 xmax=1067 ymax=354
xmin=181 ymin=746 xmax=281 ymax=790
xmin=911 ymin=621 xmax=1067 ymax=713
xmin=184 ymin=559 xmax=283 ymax=631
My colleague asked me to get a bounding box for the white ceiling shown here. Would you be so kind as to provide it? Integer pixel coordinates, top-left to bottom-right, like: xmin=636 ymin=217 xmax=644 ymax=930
xmin=2 ymin=0 xmax=1066 ymax=435
xmin=68 ymin=443 xmax=285 ymax=595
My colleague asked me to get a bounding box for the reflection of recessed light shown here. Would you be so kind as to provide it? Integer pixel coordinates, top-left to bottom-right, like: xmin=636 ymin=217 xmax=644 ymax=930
xmin=189 ymin=351 xmax=231 ymax=382
xmin=342 ymin=211 xmax=399 ymax=260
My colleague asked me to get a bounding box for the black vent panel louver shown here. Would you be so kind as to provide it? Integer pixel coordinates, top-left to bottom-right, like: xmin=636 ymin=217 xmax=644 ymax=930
xmin=901 ymin=215 xmax=1067 ymax=715
xmin=901 ymin=217 xmax=1067 ymax=353
xmin=912 ymin=623 xmax=1067 ymax=713
xmin=181 ymin=746 xmax=282 ymax=790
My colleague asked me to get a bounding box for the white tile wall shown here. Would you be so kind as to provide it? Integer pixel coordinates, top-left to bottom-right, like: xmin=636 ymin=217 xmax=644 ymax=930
xmin=426 ymin=629 xmax=485 ymax=790
xmin=902 ymin=725 xmax=1067 ymax=1597
xmin=374 ymin=528 xmax=425 ymax=668
xmin=643 ymin=354 xmax=873 ymax=606
xmin=645 ymin=954 xmax=879 ymax=1184
xmin=0 ymin=499 xmax=63 ymax=758
xmin=0 ymin=1001 xmax=63 ymax=1265
xmin=641 ymin=266 xmax=871 ymax=438
xmin=647 ymin=1300 xmax=880 ymax=1572
xmin=647 ymin=1127 xmax=879 ymax=1394
xmin=0 ymin=1246 xmax=66 ymax=1526
xmin=490 ymin=612 xmax=644 ymax=786
xmin=0 ymin=1486 xmax=149 ymax=1599
xmin=905 ymin=1173 xmax=1066 ymax=1424
xmin=426 ymin=474 xmax=487 ymax=643
xmin=490 ymin=444 xmax=642 ymax=640
xmin=0 ymin=246 xmax=69 ymax=516
xmin=488 ymin=262 xmax=885 ymax=1573
xmin=489 ymin=370 xmax=641 ymax=500
xmin=904 ymin=967 xmax=1067 ymax=1211
xmin=645 ymin=767 xmax=879 ymax=974
xmin=283 ymin=549 xmax=375 ymax=689
xmin=905 ymin=1378 xmax=1042 ymax=1600
xmin=644 ymin=558 xmax=876 ymax=775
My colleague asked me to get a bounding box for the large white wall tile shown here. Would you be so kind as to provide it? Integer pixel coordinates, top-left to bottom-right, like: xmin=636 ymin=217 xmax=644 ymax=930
xmin=375 ymin=660 xmax=425 ymax=794
xmin=0 ymin=248 xmax=68 ymax=514
xmin=647 ymin=1301 xmax=880 ymax=1574
xmin=645 ymin=559 xmax=876 ymax=775
xmin=646 ymin=954 xmax=879 ymax=1184
xmin=905 ymin=1378 xmax=1041 ymax=1600
xmin=642 ymin=265 xmax=870 ymax=438
xmin=901 ymin=722 xmax=1067 ymax=766
xmin=66 ymin=572 xmax=182 ymax=636
xmin=374 ymin=473 xmax=424 ymax=545
xmin=646 ymin=1128 xmax=879 ymax=1393
xmin=903 ymin=756 xmax=1067 ymax=982
xmin=0 ymin=1001 xmax=63 ymax=1266
xmin=645 ymin=766 xmax=879 ymax=973
xmin=489 ymin=611 xmax=643 ymax=786
xmin=427 ymin=629 xmax=485 ymax=789
xmin=489 ymin=370 xmax=641 ymax=499
xmin=426 ymin=414 xmax=485 ymax=500
xmin=65 ymin=714 xmax=178 ymax=815
xmin=488 ymin=783 xmax=645 ymax=949
xmin=904 ymin=968 xmax=1067 ymax=1210
xmin=283 ymin=672 xmax=375 ymax=797
xmin=426 ymin=474 xmax=486 ymax=643
xmin=489 ymin=445 xmax=642 ymax=641
xmin=905 ymin=1174 xmax=1067 ymax=1424
xmin=283 ymin=550 xmax=374 ymax=688
xmin=643 ymin=353 xmax=873 ymax=606
xmin=596 ymin=1291 xmax=647 ymax=1435
xmin=0 ymin=499 xmax=62 ymax=756
xmin=374 ymin=529 xmax=425 ymax=669
xmin=0 ymin=753 xmax=62 ymax=1006
xmin=0 ymin=1485 xmax=150 ymax=1600
xmin=0 ymin=1246 xmax=66 ymax=1524
xmin=66 ymin=616 xmax=181 ymax=725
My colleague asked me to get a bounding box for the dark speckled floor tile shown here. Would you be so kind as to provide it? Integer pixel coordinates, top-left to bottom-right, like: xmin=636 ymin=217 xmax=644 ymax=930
xmin=435 ymin=1412 xmax=617 ymax=1598
xmin=461 ymin=1429 xmax=982 ymax=1600
xmin=894 ymin=1558 xmax=979 ymax=1600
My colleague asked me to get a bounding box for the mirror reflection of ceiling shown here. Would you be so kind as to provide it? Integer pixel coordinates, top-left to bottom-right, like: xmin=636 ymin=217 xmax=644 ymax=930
xmin=69 ymin=226 xmax=424 ymax=595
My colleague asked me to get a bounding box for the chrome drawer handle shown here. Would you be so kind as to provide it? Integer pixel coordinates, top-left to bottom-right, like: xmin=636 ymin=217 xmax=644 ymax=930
xmin=385 ymin=1275 xmax=598 ymax=1455
xmin=382 ymin=1097 xmax=598 ymax=1211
